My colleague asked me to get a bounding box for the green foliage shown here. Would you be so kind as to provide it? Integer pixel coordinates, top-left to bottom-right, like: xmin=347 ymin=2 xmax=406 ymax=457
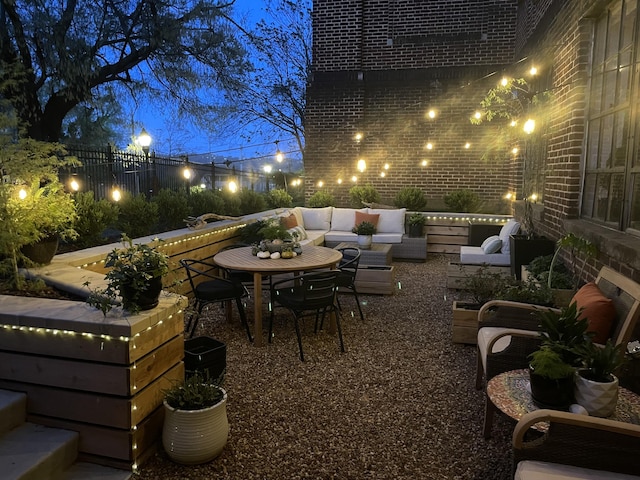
xmin=444 ymin=189 xmax=481 ymax=213
xmin=352 ymin=221 xmax=377 ymax=235
xmin=152 ymin=189 xmax=190 ymax=232
xmin=258 ymin=218 xmax=291 ymax=241
xmin=537 ymin=302 xmax=591 ymax=367
xmin=576 ymin=340 xmax=626 ymax=383
xmin=116 ymin=193 xmax=159 ymax=238
xmin=239 ymin=220 xmax=268 ymax=244
xmin=529 ymin=346 xmax=575 ymax=380
xmin=85 ymin=235 xmax=170 ymax=315
xmin=460 ymin=265 xmax=512 ymax=305
xmin=238 ymin=189 xmax=267 ymax=215
xmin=164 ymin=371 xmax=225 ymax=411
xmin=499 ymin=277 xmax=554 ymax=305
xmin=527 ymin=255 xmax=574 ymax=290
xmin=394 ymin=187 xmax=427 ymax=211
xmin=219 ymin=190 xmax=242 ymax=216
xmin=266 ymin=188 xmax=293 ymax=208
xmin=307 ymin=190 xmax=335 ymax=207
xmin=548 ymin=233 xmax=598 ymax=290
xmin=72 ymin=191 xmax=119 ymax=248
xmin=187 ymin=190 xmax=225 ymax=217
xmin=349 ymin=184 xmax=380 ymax=207
xmin=407 ymin=212 xmax=426 ymax=226
xmin=0 ymin=132 xmax=79 ymax=289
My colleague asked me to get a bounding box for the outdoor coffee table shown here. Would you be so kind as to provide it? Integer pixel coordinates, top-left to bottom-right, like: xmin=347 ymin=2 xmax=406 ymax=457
xmin=334 ymin=242 xmax=392 ymax=265
xmin=485 ymin=368 xmax=640 ymax=438
xmin=213 ymin=245 xmax=343 ymax=347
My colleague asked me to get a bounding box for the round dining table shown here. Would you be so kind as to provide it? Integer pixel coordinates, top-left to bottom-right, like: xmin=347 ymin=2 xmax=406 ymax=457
xmin=213 ymin=245 xmax=343 ymax=346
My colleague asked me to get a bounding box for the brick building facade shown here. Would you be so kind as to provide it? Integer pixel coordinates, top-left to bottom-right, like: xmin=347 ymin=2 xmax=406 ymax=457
xmin=307 ymin=0 xmax=640 ymax=283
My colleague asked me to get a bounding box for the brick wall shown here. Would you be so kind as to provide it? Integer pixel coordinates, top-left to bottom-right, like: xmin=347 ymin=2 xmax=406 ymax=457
xmin=308 ymin=0 xmax=519 ymax=208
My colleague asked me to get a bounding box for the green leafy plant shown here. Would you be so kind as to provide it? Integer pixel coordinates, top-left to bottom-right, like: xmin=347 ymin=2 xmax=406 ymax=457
xmin=238 ymin=189 xmax=267 ymax=215
xmin=72 ymin=191 xmax=120 ymax=248
xmin=527 ymin=254 xmax=574 ymax=290
xmin=547 ymin=233 xmax=598 ymax=290
xmin=307 ymin=190 xmax=335 ymax=207
xmin=394 ymin=187 xmax=427 ymax=211
xmin=576 ymin=339 xmax=626 ymax=383
xmin=407 ymin=212 xmax=426 ymax=227
xmin=529 ymin=345 xmax=575 ymax=380
xmin=258 ymin=218 xmax=292 ymax=241
xmin=537 ymin=301 xmax=592 ymax=367
xmin=116 ymin=192 xmax=159 ymax=238
xmin=266 ymin=188 xmax=293 ymax=208
xmin=163 ymin=371 xmax=225 ymax=411
xmin=352 ymin=221 xmax=377 ymax=235
xmin=444 ymin=189 xmax=481 ymax=213
xmin=85 ymin=235 xmax=170 ymax=315
xmin=349 ymin=184 xmax=380 ymax=207
xmin=152 ymin=188 xmax=190 ymax=232
xmin=499 ymin=277 xmax=554 ymax=305
xmin=219 ymin=189 xmax=242 ymax=216
xmin=187 ymin=189 xmax=225 ymax=217
xmin=460 ymin=264 xmax=514 ymax=305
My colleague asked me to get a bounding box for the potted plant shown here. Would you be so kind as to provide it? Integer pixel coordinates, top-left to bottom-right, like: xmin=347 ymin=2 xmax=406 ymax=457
xmin=162 ymin=371 xmax=229 ymax=465
xmin=528 ymin=345 xmax=576 ymax=408
xmin=352 ymin=220 xmax=376 ymax=249
xmin=574 ymin=339 xmax=626 ymax=417
xmin=547 ymin=232 xmax=598 ymax=291
xmin=407 ymin=212 xmax=426 ymax=238
xmin=85 ymin=235 xmax=170 ymax=315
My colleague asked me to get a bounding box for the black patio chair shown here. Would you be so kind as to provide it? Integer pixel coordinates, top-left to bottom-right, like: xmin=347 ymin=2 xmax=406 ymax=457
xmin=180 ymin=258 xmax=253 ymax=341
xmin=335 ymin=247 xmax=365 ymax=321
xmin=268 ymin=270 xmax=345 ymax=361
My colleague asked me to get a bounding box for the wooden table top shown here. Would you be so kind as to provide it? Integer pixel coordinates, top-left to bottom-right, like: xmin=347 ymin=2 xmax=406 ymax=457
xmin=213 ymin=245 xmax=343 ymax=274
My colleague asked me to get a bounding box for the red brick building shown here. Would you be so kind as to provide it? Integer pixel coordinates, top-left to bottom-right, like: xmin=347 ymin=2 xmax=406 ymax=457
xmin=307 ymin=0 xmax=640 ymax=281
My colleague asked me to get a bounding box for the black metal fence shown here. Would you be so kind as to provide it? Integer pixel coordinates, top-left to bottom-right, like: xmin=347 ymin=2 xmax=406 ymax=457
xmin=62 ymin=145 xmax=270 ymax=201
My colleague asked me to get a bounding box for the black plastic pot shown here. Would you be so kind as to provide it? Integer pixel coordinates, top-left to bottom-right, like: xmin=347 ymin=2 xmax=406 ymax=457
xmin=121 ymin=276 xmax=163 ymax=311
xmin=529 ymin=366 xmax=575 ymax=409
xmin=509 ymin=235 xmax=555 ymax=279
xmin=21 ymin=235 xmax=59 ymax=265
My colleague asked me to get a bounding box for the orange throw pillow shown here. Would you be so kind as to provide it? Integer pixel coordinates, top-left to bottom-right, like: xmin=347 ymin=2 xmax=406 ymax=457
xmin=570 ymin=282 xmax=617 ymax=344
xmin=280 ymin=213 xmax=298 ymax=229
xmin=355 ymin=211 xmax=380 ymax=228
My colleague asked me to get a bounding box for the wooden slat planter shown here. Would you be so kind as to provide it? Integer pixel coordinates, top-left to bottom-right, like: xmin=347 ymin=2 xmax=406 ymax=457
xmin=354 ymin=265 xmax=395 ymax=295
xmin=452 ymin=301 xmax=480 ymax=344
xmin=446 ymin=262 xmax=512 ymax=289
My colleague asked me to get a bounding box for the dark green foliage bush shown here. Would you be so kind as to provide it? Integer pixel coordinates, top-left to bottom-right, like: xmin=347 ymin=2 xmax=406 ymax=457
xmin=220 ymin=190 xmax=242 ymax=216
xmin=238 ymin=189 xmax=267 ymax=215
xmin=163 ymin=371 xmax=225 ymax=410
xmin=444 ymin=189 xmax=481 ymax=213
xmin=394 ymin=187 xmax=427 ymax=211
xmin=187 ymin=190 xmax=225 ymax=217
xmin=307 ymin=190 xmax=335 ymax=207
xmin=349 ymin=184 xmax=380 ymax=207
xmin=267 ymin=188 xmax=293 ymax=208
xmin=153 ymin=188 xmax=190 ymax=231
xmin=73 ymin=191 xmax=119 ymax=248
xmin=116 ymin=192 xmax=159 ymax=238
xmin=528 ymin=254 xmax=574 ymax=290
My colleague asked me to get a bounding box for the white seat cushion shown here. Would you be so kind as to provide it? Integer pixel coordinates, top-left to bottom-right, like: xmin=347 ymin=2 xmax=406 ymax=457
xmin=368 ymin=208 xmax=406 ymax=233
xmin=300 ymin=206 xmax=333 ymax=230
xmin=331 ymin=208 xmax=364 ymax=231
xmin=460 ymin=246 xmax=511 ymax=266
xmin=515 ymin=460 xmax=640 ymax=480
xmin=477 ymin=327 xmax=532 ymax=371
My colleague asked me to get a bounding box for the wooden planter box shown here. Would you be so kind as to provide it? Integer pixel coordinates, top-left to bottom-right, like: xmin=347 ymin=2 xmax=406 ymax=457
xmin=447 ymin=262 xmax=511 ymax=289
xmin=354 ymin=265 xmax=395 ymax=295
xmin=452 ymin=301 xmax=481 ymax=344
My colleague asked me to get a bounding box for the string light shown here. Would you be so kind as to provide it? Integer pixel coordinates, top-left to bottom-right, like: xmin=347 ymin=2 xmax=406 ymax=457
xmin=357 ymin=159 xmax=367 ymax=172
xmin=18 ymin=187 xmax=27 ymax=199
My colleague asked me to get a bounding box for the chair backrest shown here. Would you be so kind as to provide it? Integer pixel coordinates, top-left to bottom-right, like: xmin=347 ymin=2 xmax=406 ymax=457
xmin=179 ymin=258 xmax=219 ymax=294
xmin=594 ymin=266 xmax=640 ymax=347
xmin=301 ymin=271 xmax=340 ymax=309
xmin=337 ymin=247 xmax=361 ymax=279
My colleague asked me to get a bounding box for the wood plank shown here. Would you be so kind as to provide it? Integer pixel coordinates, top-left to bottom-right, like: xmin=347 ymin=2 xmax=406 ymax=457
xmin=128 ymin=315 xmax=184 ymax=363
xmin=426 ymin=225 xmax=468 ymax=235
xmin=130 ymin=335 xmax=184 ymax=393
xmin=452 ymin=302 xmax=479 ymax=344
xmin=429 ymin=244 xmax=461 ymax=254
xmin=428 ymin=235 xmax=468 ymax=245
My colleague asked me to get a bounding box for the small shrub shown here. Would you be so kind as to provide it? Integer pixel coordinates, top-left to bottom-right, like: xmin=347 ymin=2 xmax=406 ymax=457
xmin=307 ymin=190 xmax=335 ymax=207
xmin=444 ymin=189 xmax=481 ymax=213
xmin=219 ymin=190 xmax=242 ymax=216
xmin=116 ymin=192 xmax=159 ymax=238
xmin=238 ymin=189 xmax=267 ymax=215
xmin=73 ymin=191 xmax=119 ymax=248
xmin=394 ymin=187 xmax=427 ymax=211
xmin=266 ymin=188 xmax=293 ymax=208
xmin=349 ymin=184 xmax=380 ymax=207
xmin=152 ymin=188 xmax=190 ymax=231
xmin=187 ymin=189 xmax=225 ymax=217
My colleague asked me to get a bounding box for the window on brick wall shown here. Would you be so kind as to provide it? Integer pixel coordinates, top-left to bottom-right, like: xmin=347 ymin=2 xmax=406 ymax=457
xmin=582 ymin=0 xmax=638 ymax=231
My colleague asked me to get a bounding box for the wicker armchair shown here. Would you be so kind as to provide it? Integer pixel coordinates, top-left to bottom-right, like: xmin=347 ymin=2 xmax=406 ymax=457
xmin=477 ymin=266 xmax=640 ymax=438
xmin=513 ymin=409 xmax=640 ymax=479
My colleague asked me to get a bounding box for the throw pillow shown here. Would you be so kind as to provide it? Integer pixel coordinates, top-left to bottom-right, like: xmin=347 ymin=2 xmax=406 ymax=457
xmin=571 ymin=282 xmax=617 ymax=344
xmin=300 ymin=206 xmax=333 ymax=230
xmin=280 ymin=213 xmax=298 ymax=229
xmin=481 ymin=235 xmax=502 ymax=254
xmin=498 ymin=219 xmax=520 ymax=255
xmin=355 ymin=211 xmax=380 ymax=228
xmin=368 ymin=208 xmax=406 ymax=233
xmin=287 ymin=225 xmax=307 ymax=241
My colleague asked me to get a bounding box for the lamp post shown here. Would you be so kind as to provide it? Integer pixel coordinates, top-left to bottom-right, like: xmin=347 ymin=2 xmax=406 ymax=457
xmin=263 ymin=164 xmax=272 ymax=192
xmin=137 ymin=128 xmax=152 ymax=197
xmin=183 ymin=157 xmax=193 ymax=195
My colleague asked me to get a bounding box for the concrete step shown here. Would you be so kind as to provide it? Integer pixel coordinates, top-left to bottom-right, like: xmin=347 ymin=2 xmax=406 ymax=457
xmin=0 ymin=390 xmax=26 ymax=435
xmin=1 ymin=422 xmax=78 ymax=480
xmin=56 ymin=462 xmax=132 ymax=480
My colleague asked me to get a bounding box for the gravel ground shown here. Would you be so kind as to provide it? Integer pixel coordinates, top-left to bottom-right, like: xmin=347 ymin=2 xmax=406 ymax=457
xmin=134 ymin=255 xmax=514 ymax=480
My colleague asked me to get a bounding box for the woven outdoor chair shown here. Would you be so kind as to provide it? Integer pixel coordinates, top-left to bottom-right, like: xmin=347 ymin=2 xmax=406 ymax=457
xmin=513 ymin=409 xmax=640 ymax=478
xmin=476 ymin=266 xmax=640 ymax=438
xmin=268 ymin=270 xmax=345 ymax=361
xmin=180 ymin=258 xmax=253 ymax=341
xmin=335 ymin=247 xmax=365 ymax=321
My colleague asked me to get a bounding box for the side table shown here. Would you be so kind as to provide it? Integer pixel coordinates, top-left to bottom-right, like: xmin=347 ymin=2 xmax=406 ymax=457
xmin=484 ymin=369 xmax=640 ymax=439
xmin=334 ymin=242 xmax=392 ymax=265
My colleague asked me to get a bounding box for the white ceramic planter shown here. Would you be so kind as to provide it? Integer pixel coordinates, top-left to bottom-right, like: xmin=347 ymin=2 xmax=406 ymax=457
xmin=357 ymin=234 xmax=372 ymax=250
xmin=574 ymin=371 xmax=619 ymax=417
xmin=162 ymin=390 xmax=229 ymax=464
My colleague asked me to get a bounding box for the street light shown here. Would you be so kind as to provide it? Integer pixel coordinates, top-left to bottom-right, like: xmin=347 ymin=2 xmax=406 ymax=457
xmin=263 ymin=164 xmax=273 ymax=192
xmin=137 ymin=128 xmax=152 ymax=197
xmin=275 ymin=140 xmax=284 ymax=163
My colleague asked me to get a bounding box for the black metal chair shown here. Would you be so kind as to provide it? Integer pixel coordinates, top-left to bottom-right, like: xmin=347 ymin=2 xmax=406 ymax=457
xmin=216 ymin=243 xmax=273 ymax=292
xmin=268 ymin=270 xmax=345 ymax=361
xmin=180 ymin=258 xmax=252 ymax=341
xmin=335 ymin=247 xmax=364 ymax=321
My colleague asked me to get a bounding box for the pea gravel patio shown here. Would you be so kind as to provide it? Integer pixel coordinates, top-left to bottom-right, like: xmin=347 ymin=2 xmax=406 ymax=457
xmin=133 ymin=255 xmax=514 ymax=480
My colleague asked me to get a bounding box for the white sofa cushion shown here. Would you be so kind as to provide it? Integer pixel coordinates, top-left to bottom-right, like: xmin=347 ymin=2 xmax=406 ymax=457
xmin=324 ymin=231 xmax=358 ymax=244
xmin=498 ymin=218 xmax=520 ymax=255
xmin=368 ymin=208 xmax=406 ymax=233
xmin=331 ymin=208 xmax=362 ymax=232
xmin=300 ymin=206 xmax=333 ymax=230
xmin=459 ymin=246 xmax=511 ymax=266
xmin=515 ymin=460 xmax=640 ymax=480
xmin=302 ymin=230 xmax=326 ymax=246
xmin=373 ymin=233 xmax=403 ymax=243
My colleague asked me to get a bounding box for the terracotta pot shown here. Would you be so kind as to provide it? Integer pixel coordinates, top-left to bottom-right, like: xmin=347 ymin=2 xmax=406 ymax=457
xmin=162 ymin=390 xmax=229 ymax=464
xmin=574 ymin=370 xmax=619 ymax=417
